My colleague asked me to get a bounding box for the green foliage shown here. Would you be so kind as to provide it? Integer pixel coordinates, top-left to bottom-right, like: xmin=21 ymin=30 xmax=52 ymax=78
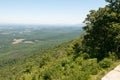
xmin=99 ymin=58 xmax=113 ymax=68
xmin=81 ymin=52 xmax=90 ymax=59
xmin=81 ymin=58 xmax=99 ymax=75
xmin=108 ymin=52 xmax=118 ymax=61
xmin=0 ymin=0 xmax=120 ymax=80
xmin=83 ymin=0 xmax=120 ymax=60
xmin=0 ymin=36 xmax=117 ymax=80
xmin=43 ymin=71 xmax=52 ymax=80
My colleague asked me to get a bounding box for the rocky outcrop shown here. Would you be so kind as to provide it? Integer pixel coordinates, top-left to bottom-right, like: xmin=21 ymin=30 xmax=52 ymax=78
xmin=102 ymin=65 xmax=120 ymax=80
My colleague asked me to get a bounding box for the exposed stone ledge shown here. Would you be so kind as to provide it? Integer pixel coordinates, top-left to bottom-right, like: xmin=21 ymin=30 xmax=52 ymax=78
xmin=102 ymin=65 xmax=120 ymax=80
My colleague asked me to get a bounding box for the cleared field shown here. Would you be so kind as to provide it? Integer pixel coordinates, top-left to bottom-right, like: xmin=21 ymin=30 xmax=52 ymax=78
xmin=12 ymin=39 xmax=25 ymax=44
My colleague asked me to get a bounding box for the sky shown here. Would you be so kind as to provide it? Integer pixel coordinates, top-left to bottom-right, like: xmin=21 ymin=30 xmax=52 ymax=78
xmin=0 ymin=0 xmax=107 ymax=25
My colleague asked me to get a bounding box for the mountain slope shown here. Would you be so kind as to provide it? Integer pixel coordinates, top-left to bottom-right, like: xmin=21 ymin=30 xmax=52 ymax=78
xmin=0 ymin=38 xmax=119 ymax=80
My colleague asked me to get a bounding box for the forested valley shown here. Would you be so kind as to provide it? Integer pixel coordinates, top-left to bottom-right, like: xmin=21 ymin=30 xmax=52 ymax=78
xmin=0 ymin=0 xmax=120 ymax=80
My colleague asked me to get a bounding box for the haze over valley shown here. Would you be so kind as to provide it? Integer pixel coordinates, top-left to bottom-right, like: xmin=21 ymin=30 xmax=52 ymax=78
xmin=0 ymin=0 xmax=120 ymax=80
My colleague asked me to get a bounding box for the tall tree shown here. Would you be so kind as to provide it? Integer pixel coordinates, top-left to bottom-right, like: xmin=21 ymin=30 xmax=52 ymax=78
xmin=83 ymin=0 xmax=120 ymax=60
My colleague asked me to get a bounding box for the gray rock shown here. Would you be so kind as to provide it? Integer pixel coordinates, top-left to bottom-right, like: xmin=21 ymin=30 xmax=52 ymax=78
xmin=102 ymin=65 xmax=120 ymax=80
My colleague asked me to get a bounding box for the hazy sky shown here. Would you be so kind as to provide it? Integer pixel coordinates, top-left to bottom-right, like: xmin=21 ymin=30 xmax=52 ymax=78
xmin=0 ymin=0 xmax=107 ymax=25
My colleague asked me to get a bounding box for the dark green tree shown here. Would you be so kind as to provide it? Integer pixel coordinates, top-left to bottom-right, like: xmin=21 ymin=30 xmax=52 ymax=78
xmin=83 ymin=0 xmax=120 ymax=60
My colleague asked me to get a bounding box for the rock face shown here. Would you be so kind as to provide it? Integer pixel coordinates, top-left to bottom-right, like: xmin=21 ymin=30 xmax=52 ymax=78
xmin=102 ymin=65 xmax=120 ymax=80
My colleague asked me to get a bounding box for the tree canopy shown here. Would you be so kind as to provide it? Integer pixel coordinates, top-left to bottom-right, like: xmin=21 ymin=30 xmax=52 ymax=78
xmin=83 ymin=0 xmax=120 ymax=60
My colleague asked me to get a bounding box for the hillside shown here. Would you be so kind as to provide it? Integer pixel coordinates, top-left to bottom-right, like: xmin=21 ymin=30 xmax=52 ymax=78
xmin=0 ymin=38 xmax=119 ymax=80
xmin=0 ymin=0 xmax=120 ymax=80
xmin=0 ymin=26 xmax=84 ymax=80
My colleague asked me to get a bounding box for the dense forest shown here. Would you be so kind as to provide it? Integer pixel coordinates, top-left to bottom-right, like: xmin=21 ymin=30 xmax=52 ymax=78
xmin=0 ymin=0 xmax=120 ymax=80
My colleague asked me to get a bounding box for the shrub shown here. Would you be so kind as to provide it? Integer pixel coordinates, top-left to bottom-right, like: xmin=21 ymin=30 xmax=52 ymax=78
xmin=43 ymin=71 xmax=52 ymax=80
xmin=108 ymin=52 xmax=118 ymax=61
xmin=81 ymin=52 xmax=90 ymax=59
xmin=81 ymin=58 xmax=99 ymax=75
xmin=99 ymin=58 xmax=113 ymax=68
